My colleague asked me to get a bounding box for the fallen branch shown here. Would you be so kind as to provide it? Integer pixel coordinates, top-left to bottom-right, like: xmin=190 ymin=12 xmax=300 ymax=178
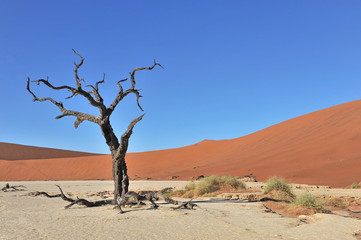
xmin=31 ymin=185 xmax=197 ymax=212
xmin=1 ymin=183 xmax=27 ymax=192
xmin=171 ymin=199 xmax=198 ymax=210
xmin=31 ymin=192 xmax=61 ymax=198
xmin=31 ymin=185 xmax=114 ymax=208
xmin=64 ymin=197 xmax=113 ymax=209
xmin=55 ymin=185 xmax=114 ymax=208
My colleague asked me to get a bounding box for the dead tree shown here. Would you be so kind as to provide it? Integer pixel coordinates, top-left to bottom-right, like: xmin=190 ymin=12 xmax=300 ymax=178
xmin=26 ymin=49 xmax=162 ymax=201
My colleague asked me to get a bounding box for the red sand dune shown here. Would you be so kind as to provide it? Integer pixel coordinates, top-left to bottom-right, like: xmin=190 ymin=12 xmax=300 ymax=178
xmin=0 ymin=142 xmax=99 ymax=160
xmin=1 ymin=100 xmax=361 ymax=187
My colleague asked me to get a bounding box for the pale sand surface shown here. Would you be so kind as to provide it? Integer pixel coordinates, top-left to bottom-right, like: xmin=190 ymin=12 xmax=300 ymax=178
xmin=1 ymin=181 xmax=360 ymax=240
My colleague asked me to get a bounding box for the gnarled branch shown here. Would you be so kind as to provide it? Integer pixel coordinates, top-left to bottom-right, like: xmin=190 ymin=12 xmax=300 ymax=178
xmin=31 ymin=185 xmax=114 ymax=208
xmin=28 ymin=50 xmax=107 ymax=113
xmin=130 ymin=60 xmax=164 ymax=89
xmin=107 ymin=60 xmax=163 ymax=114
xmin=32 ymin=78 xmax=75 ymax=91
xmin=72 ymin=49 xmax=85 ymax=88
xmin=27 ymin=77 xmax=100 ymax=127
xmin=117 ymin=114 xmax=145 ymax=154
xmin=85 ymin=73 xmax=105 ymax=104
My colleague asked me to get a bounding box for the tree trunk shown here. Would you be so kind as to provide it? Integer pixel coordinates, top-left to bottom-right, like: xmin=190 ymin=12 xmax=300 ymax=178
xmin=100 ymin=119 xmax=131 ymax=200
xmin=112 ymin=152 xmax=129 ymax=200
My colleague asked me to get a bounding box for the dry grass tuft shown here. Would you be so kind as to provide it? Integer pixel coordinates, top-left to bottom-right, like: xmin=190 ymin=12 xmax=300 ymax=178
xmin=347 ymin=182 xmax=360 ymax=189
xmin=263 ymin=177 xmax=294 ymax=200
xmin=292 ymin=192 xmax=330 ymax=213
xmin=170 ymin=175 xmax=246 ymax=198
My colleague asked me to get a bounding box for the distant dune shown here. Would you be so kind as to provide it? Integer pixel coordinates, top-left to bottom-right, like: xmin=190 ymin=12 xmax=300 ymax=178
xmin=1 ymin=100 xmax=361 ymax=187
xmin=0 ymin=142 xmax=98 ymax=160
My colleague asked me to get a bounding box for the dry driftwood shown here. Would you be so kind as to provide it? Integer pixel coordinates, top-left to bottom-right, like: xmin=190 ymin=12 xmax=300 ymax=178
xmin=31 ymin=185 xmax=114 ymax=209
xmin=32 ymin=185 xmax=197 ymax=213
xmin=171 ymin=199 xmax=198 ymax=210
xmin=1 ymin=183 xmax=27 ymax=192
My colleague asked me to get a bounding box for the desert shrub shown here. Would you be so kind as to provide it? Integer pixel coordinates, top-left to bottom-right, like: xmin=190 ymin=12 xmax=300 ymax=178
xmin=171 ymin=176 xmax=246 ymax=198
xmin=220 ymin=176 xmax=246 ymax=189
xmin=292 ymin=192 xmax=330 ymax=213
xmin=185 ymin=182 xmax=196 ymax=191
xmin=194 ymin=175 xmax=246 ymax=196
xmin=348 ymin=182 xmax=360 ymax=189
xmin=263 ymin=177 xmax=294 ymax=197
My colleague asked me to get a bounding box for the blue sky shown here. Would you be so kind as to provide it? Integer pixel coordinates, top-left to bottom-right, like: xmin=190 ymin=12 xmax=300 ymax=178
xmin=1 ymin=1 xmax=360 ymax=153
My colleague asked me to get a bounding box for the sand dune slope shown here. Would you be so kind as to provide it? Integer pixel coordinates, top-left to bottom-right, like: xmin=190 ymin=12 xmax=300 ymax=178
xmin=1 ymin=100 xmax=361 ymax=187
xmin=126 ymin=100 xmax=361 ymax=187
xmin=0 ymin=142 xmax=98 ymax=160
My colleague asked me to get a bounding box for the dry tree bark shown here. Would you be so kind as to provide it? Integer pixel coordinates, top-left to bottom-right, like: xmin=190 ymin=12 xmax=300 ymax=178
xmin=26 ymin=49 xmax=163 ymax=200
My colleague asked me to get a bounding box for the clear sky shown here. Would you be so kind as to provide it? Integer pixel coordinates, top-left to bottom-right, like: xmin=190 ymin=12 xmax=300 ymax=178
xmin=1 ymin=1 xmax=360 ymax=154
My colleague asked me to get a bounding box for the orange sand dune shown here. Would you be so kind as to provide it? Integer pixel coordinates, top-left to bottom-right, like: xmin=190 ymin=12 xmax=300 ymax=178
xmin=0 ymin=142 xmax=98 ymax=160
xmin=1 ymin=100 xmax=361 ymax=187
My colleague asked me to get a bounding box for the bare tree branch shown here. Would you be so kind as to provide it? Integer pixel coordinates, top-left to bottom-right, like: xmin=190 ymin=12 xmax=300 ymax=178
xmin=85 ymin=73 xmax=105 ymax=104
xmin=65 ymin=90 xmax=78 ymax=99
xmin=72 ymin=49 xmax=85 ymax=88
xmin=117 ymin=114 xmax=145 ymax=154
xmin=115 ymin=78 xmax=127 ymax=93
xmin=27 ymin=77 xmax=100 ymax=127
xmin=107 ymin=61 xmax=162 ymax=114
xmin=27 ymin=50 xmax=107 ymax=113
xmin=68 ymin=50 xmax=107 ymax=111
xmin=32 ymin=78 xmax=75 ymax=91
xmin=74 ymin=117 xmax=85 ymax=128
xmin=96 ymin=73 xmax=106 ymax=89
xmin=130 ymin=60 xmax=164 ymax=89
xmin=27 ymin=77 xmax=65 ymax=108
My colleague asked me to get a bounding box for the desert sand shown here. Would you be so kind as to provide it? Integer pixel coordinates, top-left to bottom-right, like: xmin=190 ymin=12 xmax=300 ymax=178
xmin=1 ymin=100 xmax=361 ymax=187
xmin=1 ymin=180 xmax=360 ymax=240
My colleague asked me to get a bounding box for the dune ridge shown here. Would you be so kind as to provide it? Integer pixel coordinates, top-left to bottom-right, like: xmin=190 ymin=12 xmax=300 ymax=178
xmin=1 ymin=100 xmax=361 ymax=187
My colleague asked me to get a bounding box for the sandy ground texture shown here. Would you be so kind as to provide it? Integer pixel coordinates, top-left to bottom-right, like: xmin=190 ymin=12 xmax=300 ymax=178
xmin=1 ymin=181 xmax=360 ymax=240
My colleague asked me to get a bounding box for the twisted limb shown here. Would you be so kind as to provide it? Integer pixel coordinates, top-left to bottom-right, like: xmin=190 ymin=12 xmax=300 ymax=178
xmin=31 ymin=185 xmax=114 ymax=209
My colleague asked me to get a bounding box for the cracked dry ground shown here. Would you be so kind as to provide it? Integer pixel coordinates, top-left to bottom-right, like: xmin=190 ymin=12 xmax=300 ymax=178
xmin=1 ymin=181 xmax=360 ymax=240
